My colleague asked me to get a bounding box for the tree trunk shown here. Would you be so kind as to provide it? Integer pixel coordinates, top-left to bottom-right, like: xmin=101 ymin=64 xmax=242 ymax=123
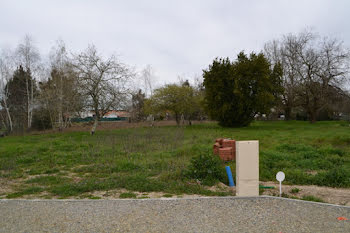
xmin=91 ymin=117 xmax=98 ymax=135
xmin=310 ymin=114 xmax=316 ymax=123
xmin=309 ymin=109 xmax=317 ymax=123
xmin=3 ymin=98 xmax=13 ymax=132
xmin=175 ymin=113 xmax=180 ymax=125
xmin=29 ymin=78 xmax=34 ymax=128
xmin=181 ymin=114 xmax=185 ymax=125
xmin=58 ymin=74 xmax=64 ymax=131
xmin=25 ymin=77 xmax=30 ymax=129
xmin=5 ymin=107 xmax=13 ymax=132
xmin=284 ymin=106 xmax=292 ymax=120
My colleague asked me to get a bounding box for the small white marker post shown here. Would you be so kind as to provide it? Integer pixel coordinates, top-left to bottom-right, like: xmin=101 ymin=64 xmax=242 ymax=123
xmin=276 ymin=171 xmax=285 ymax=197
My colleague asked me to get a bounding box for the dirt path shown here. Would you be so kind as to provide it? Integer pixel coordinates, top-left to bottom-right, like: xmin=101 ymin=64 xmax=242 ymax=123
xmin=261 ymin=181 xmax=350 ymax=206
xmin=2 ymin=178 xmax=350 ymax=206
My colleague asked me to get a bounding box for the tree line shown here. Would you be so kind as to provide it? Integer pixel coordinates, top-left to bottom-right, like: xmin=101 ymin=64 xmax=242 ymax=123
xmin=264 ymin=30 xmax=350 ymax=122
xmin=1 ymin=29 xmax=350 ymax=134
xmin=145 ymin=30 xmax=350 ymax=127
xmin=0 ymin=36 xmax=134 ymax=134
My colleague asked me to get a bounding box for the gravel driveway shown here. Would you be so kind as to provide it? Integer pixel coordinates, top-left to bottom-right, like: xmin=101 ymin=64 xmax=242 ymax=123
xmin=0 ymin=196 xmax=349 ymax=232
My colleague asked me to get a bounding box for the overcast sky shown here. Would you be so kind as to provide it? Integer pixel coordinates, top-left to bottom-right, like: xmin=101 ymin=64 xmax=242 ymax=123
xmin=1 ymin=0 xmax=350 ymax=84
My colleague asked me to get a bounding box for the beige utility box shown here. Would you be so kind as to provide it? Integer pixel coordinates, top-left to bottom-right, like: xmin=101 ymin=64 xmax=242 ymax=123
xmin=236 ymin=141 xmax=259 ymax=197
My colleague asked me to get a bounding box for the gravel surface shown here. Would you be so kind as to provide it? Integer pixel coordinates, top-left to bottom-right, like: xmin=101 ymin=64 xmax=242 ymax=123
xmin=0 ymin=196 xmax=349 ymax=233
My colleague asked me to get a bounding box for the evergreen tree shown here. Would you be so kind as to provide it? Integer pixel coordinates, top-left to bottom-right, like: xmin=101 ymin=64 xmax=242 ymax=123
xmin=131 ymin=89 xmax=146 ymax=122
xmin=203 ymin=52 xmax=283 ymax=127
xmin=5 ymin=65 xmax=36 ymax=131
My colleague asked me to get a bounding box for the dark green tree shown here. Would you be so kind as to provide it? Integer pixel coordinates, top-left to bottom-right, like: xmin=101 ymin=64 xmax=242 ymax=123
xmin=131 ymin=89 xmax=146 ymax=122
xmin=5 ymin=65 xmax=36 ymax=131
xmin=203 ymin=52 xmax=283 ymax=127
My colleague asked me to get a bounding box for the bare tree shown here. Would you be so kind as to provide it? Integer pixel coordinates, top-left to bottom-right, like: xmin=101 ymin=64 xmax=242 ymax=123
xmin=141 ymin=64 xmax=156 ymax=97
xmin=0 ymin=49 xmax=15 ymax=132
xmin=42 ymin=39 xmax=83 ymax=130
xmin=73 ymin=45 xmax=132 ymax=134
xmin=265 ymin=37 xmax=302 ymax=120
xmin=294 ymin=32 xmax=349 ymax=122
xmin=15 ymin=35 xmax=40 ymax=128
xmin=265 ymin=30 xmax=350 ymax=122
xmin=50 ymin=40 xmax=66 ymax=130
xmin=39 ymin=58 xmax=83 ymax=131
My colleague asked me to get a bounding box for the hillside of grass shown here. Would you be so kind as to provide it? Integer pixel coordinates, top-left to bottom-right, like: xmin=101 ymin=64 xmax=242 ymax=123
xmin=1 ymin=121 xmax=349 ymax=198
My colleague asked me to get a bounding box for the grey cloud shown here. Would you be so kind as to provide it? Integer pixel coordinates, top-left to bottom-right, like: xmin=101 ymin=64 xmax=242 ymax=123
xmin=0 ymin=0 xmax=349 ymax=83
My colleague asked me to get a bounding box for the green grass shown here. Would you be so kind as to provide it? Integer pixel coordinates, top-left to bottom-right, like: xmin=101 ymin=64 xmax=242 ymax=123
xmin=119 ymin=192 xmax=137 ymax=198
xmin=290 ymin=188 xmax=301 ymax=193
xmin=1 ymin=121 xmax=350 ymax=198
xmin=301 ymin=195 xmax=325 ymax=203
xmin=25 ymin=176 xmax=71 ymax=185
xmin=6 ymin=186 xmax=44 ymax=198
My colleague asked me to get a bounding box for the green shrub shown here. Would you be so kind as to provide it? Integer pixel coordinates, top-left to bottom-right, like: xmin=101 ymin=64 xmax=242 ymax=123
xmin=6 ymin=186 xmax=44 ymax=198
xmin=31 ymin=109 xmax=52 ymax=130
xmin=315 ymin=167 xmax=350 ymax=187
xmin=25 ymin=176 xmax=69 ymax=185
xmin=291 ymin=188 xmax=300 ymax=193
xmin=302 ymin=195 xmax=324 ymax=203
xmin=284 ymin=169 xmax=313 ymax=185
xmin=281 ymin=192 xmax=290 ymax=198
xmin=119 ymin=192 xmax=137 ymax=198
xmin=185 ymin=152 xmax=225 ymax=185
xmin=319 ymin=146 xmax=345 ymax=157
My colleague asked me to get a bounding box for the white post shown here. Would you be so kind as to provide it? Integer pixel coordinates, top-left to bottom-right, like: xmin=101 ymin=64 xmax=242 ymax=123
xmin=236 ymin=141 xmax=259 ymax=197
xmin=276 ymin=171 xmax=285 ymax=197
xmin=279 ymin=181 xmax=282 ymax=197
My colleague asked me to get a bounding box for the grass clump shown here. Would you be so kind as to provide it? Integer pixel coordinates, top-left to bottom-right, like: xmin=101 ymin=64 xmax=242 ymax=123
xmin=185 ymin=152 xmax=225 ymax=186
xmin=281 ymin=193 xmax=290 ymax=198
xmin=6 ymin=186 xmax=44 ymax=198
xmin=290 ymin=188 xmax=300 ymax=193
xmin=315 ymin=166 xmax=350 ymax=188
xmin=301 ymin=195 xmax=325 ymax=203
xmin=25 ymin=176 xmax=70 ymax=186
xmin=119 ymin=192 xmax=137 ymax=198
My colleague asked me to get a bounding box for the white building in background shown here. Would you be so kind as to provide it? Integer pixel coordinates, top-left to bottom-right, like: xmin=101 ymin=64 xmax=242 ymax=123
xmin=78 ymin=110 xmax=130 ymax=119
xmin=103 ymin=111 xmax=119 ymax=118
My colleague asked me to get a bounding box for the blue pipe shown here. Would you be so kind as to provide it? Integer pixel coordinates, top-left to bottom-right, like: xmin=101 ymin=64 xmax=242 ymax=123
xmin=225 ymin=166 xmax=235 ymax=187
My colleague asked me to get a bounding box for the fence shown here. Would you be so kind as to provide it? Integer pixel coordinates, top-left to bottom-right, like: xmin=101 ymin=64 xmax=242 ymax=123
xmin=71 ymin=117 xmax=128 ymax=122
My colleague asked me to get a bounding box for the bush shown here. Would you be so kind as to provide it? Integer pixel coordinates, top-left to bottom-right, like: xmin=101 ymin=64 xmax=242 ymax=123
xmin=185 ymin=152 xmax=225 ymax=185
xmin=291 ymin=188 xmax=300 ymax=193
xmin=31 ymin=109 xmax=52 ymax=130
xmin=284 ymin=169 xmax=313 ymax=185
xmin=315 ymin=166 xmax=350 ymax=187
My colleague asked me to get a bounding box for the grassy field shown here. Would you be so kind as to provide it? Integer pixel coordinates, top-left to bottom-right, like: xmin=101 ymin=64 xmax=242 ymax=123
xmin=1 ymin=121 xmax=350 ymax=199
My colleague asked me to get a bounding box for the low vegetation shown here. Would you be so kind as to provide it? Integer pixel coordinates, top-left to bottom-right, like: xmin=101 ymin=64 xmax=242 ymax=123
xmin=0 ymin=121 xmax=349 ymax=199
xmin=119 ymin=192 xmax=137 ymax=199
xmin=290 ymin=188 xmax=300 ymax=194
xmin=301 ymin=195 xmax=325 ymax=203
xmin=185 ymin=151 xmax=225 ymax=185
